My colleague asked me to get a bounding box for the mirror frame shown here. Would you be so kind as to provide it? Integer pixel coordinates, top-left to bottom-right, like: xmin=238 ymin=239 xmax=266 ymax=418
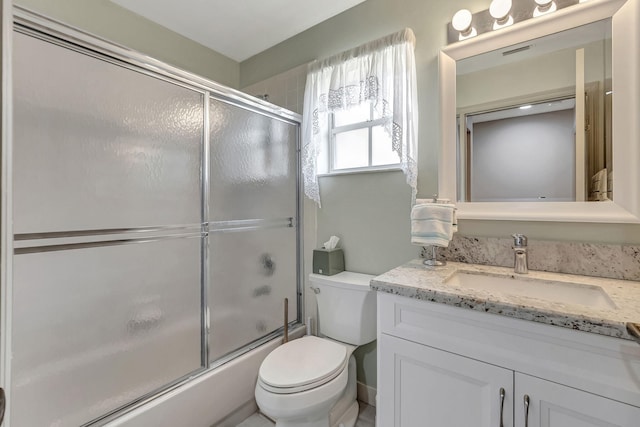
xmin=439 ymin=0 xmax=640 ymax=223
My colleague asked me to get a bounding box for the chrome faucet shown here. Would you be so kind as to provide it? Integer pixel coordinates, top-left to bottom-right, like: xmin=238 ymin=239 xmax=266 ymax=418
xmin=512 ymin=234 xmax=528 ymax=274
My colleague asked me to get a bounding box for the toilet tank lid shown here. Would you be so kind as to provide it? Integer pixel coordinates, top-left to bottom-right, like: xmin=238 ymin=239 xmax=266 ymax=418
xmin=309 ymin=271 xmax=374 ymax=290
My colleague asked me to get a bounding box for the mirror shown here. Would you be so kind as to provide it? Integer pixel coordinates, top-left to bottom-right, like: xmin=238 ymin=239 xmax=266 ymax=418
xmin=439 ymin=0 xmax=640 ymax=222
xmin=457 ymin=20 xmax=611 ymax=203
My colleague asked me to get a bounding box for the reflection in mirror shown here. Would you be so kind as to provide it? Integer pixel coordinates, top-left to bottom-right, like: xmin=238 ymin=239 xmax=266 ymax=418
xmin=456 ymin=19 xmax=612 ymax=203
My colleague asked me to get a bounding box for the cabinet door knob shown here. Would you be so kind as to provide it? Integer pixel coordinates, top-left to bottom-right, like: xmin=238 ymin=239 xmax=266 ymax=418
xmin=499 ymin=387 xmax=506 ymax=427
xmin=524 ymin=394 xmax=530 ymax=427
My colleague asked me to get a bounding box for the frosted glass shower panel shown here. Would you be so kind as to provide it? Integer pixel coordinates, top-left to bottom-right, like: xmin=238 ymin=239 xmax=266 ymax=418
xmin=12 ymin=32 xmax=203 ymax=233
xmin=209 ymin=98 xmax=297 ymax=221
xmin=208 ymin=227 xmax=298 ymax=362
xmin=11 ymin=238 xmax=202 ymax=426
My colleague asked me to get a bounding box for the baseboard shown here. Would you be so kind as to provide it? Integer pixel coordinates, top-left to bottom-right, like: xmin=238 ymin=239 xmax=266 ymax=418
xmin=356 ymin=381 xmax=377 ymax=407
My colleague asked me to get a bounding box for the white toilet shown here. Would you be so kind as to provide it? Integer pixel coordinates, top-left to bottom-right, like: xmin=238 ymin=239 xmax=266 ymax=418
xmin=255 ymin=271 xmax=376 ymax=427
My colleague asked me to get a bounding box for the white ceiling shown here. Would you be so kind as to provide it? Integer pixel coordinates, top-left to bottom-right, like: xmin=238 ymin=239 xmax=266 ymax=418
xmin=111 ymin=0 xmax=368 ymax=62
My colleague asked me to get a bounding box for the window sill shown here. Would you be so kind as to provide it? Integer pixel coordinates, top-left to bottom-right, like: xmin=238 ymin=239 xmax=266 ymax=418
xmin=317 ymin=165 xmax=402 ymax=177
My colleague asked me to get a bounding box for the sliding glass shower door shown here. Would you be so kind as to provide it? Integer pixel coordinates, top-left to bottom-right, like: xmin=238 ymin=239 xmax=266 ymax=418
xmin=208 ymin=99 xmax=299 ymax=362
xmin=6 ymin=15 xmax=301 ymax=427
xmin=12 ymin=31 xmax=205 ymax=426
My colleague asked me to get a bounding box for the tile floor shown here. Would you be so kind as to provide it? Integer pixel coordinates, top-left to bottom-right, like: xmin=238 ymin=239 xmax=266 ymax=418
xmin=237 ymin=402 xmax=375 ymax=427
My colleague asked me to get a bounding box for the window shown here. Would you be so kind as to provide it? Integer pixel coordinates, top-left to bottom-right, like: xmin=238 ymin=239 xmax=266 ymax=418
xmin=330 ymin=103 xmax=401 ymax=172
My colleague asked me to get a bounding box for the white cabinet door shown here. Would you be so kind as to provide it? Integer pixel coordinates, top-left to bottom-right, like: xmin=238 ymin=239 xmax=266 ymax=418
xmin=378 ymin=334 xmax=514 ymax=427
xmin=515 ymin=373 xmax=640 ymax=427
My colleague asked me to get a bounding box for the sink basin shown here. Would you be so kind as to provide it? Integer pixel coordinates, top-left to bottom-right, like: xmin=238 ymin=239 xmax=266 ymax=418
xmin=446 ymin=271 xmax=617 ymax=310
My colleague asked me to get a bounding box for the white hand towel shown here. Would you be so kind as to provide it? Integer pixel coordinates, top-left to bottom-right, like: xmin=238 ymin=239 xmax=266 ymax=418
xmin=410 ymin=203 xmax=456 ymax=247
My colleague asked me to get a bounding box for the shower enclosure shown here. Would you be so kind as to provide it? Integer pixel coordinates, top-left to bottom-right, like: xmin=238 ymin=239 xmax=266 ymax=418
xmin=1 ymin=8 xmax=301 ymax=427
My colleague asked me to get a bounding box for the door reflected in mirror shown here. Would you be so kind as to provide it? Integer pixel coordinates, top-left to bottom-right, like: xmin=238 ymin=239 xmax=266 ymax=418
xmin=456 ymin=19 xmax=612 ymax=203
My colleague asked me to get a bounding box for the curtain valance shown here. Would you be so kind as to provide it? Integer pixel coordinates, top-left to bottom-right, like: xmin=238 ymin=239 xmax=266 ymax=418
xmin=301 ymin=28 xmax=419 ymax=206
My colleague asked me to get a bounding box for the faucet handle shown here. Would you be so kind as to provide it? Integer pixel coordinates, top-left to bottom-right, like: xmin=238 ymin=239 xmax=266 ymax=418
xmin=512 ymin=234 xmax=527 ymax=247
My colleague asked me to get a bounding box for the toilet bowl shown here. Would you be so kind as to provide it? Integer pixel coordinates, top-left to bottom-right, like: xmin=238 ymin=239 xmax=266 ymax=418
xmin=255 ymin=272 xmax=376 ymax=427
xmin=255 ymin=336 xmax=357 ymax=427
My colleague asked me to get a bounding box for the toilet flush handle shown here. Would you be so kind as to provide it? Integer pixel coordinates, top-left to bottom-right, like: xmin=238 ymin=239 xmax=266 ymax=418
xmin=310 ymin=286 xmax=320 ymax=294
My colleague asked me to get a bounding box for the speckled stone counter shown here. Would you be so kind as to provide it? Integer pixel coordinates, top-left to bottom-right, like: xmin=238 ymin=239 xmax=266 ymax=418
xmin=371 ymin=260 xmax=640 ymax=342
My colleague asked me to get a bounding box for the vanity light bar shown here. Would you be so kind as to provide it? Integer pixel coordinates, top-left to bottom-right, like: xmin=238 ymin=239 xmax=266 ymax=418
xmin=447 ymin=0 xmax=583 ymax=44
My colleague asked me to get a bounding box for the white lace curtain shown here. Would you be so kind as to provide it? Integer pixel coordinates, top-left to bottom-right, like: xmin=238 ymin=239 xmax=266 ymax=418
xmin=301 ymin=28 xmax=419 ymax=206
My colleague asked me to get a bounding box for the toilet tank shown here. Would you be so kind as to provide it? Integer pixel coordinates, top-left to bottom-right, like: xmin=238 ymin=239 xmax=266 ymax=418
xmin=309 ymin=272 xmax=376 ymax=345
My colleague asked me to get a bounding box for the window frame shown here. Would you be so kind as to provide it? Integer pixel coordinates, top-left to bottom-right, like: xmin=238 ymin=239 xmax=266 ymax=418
xmin=327 ymin=103 xmax=401 ymax=174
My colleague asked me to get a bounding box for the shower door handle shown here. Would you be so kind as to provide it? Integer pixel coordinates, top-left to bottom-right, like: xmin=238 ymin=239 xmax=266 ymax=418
xmin=0 ymin=387 xmax=5 ymax=425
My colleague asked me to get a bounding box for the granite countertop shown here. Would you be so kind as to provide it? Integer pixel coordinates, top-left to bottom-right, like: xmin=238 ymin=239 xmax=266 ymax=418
xmin=371 ymin=260 xmax=640 ymax=342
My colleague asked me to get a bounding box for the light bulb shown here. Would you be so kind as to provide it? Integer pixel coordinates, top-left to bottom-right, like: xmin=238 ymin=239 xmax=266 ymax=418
xmin=452 ymin=9 xmax=477 ymax=40
xmin=490 ymin=0 xmax=513 ymax=29
xmin=452 ymin=9 xmax=473 ymax=33
xmin=490 ymin=0 xmax=512 ymax=21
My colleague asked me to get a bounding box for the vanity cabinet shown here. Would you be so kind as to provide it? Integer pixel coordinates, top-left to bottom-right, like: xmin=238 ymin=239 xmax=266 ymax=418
xmin=376 ymin=293 xmax=640 ymax=427
xmin=378 ymin=334 xmax=513 ymax=426
xmin=514 ymin=373 xmax=640 ymax=427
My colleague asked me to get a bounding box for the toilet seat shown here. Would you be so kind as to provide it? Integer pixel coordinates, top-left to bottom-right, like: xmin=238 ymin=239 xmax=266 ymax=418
xmin=258 ymin=336 xmax=348 ymax=394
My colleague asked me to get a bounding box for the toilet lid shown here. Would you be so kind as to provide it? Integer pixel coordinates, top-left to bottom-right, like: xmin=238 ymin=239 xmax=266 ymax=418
xmin=259 ymin=336 xmax=348 ymax=391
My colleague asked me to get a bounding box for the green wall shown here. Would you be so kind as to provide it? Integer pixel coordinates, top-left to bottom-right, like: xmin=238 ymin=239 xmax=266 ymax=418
xmin=16 ymin=0 xmax=240 ymax=88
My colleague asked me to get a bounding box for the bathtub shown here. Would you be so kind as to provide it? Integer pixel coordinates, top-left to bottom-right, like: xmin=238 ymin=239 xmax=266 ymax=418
xmin=107 ymin=326 xmax=306 ymax=427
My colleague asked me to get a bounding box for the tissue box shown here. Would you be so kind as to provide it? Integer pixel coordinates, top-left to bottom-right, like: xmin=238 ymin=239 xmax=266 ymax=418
xmin=313 ymin=248 xmax=344 ymax=276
